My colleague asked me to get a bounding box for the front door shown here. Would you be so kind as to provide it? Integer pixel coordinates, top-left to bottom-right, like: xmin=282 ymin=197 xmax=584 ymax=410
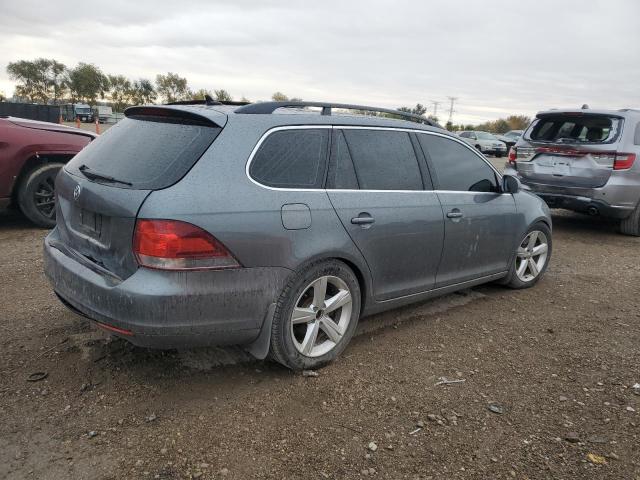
xmin=416 ymin=132 xmax=517 ymax=286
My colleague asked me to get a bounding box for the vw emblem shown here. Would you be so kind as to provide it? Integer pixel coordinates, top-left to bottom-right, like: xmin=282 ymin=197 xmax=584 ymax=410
xmin=73 ymin=184 xmax=81 ymax=201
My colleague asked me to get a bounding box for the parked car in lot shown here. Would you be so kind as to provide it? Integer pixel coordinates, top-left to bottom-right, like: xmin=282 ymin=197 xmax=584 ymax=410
xmin=458 ymin=130 xmax=507 ymax=156
xmin=44 ymin=101 xmax=552 ymax=370
xmin=505 ymin=108 xmax=640 ymax=235
xmin=495 ymin=129 xmax=524 ymax=152
xmin=0 ymin=116 xmax=95 ymax=227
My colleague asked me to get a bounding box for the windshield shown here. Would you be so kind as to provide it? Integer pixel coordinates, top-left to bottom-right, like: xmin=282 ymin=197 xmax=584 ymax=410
xmin=75 ymin=107 xmax=91 ymax=114
xmin=505 ymin=130 xmax=522 ymax=138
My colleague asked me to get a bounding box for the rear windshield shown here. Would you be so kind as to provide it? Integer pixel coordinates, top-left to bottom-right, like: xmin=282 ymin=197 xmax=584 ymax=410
xmin=66 ymin=116 xmax=220 ymax=190
xmin=527 ymin=114 xmax=621 ymax=144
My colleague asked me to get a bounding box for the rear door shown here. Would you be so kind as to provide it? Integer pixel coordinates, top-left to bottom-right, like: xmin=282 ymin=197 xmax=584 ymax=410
xmin=326 ymin=127 xmax=444 ymax=301
xmin=417 ymin=132 xmax=517 ymax=286
xmin=515 ymin=113 xmax=623 ymax=188
xmin=57 ymin=107 xmax=224 ymax=280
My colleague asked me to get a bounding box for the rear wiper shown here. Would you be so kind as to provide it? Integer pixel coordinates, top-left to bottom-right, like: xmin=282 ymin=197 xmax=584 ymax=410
xmin=78 ymin=164 xmax=132 ymax=186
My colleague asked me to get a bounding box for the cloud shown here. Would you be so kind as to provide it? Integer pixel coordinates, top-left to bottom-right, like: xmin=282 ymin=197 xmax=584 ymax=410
xmin=1 ymin=0 xmax=639 ymax=123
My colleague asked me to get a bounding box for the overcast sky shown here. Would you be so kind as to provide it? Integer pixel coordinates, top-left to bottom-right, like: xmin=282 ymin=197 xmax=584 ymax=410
xmin=1 ymin=0 xmax=639 ymax=124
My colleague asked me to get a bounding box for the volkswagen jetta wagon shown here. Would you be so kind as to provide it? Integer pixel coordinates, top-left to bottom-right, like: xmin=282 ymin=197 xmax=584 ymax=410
xmin=44 ymin=100 xmax=552 ymax=370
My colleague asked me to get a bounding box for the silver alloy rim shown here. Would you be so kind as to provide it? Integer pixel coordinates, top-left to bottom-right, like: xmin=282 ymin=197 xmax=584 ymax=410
xmin=290 ymin=275 xmax=353 ymax=358
xmin=515 ymin=230 xmax=548 ymax=282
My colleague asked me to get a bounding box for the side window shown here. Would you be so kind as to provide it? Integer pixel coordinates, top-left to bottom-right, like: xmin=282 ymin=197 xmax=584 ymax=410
xmin=459 ymin=132 xmax=469 ymax=138
xmin=342 ymin=129 xmax=423 ymax=190
xmin=249 ymin=129 xmax=329 ymax=188
xmin=326 ymin=130 xmax=359 ymax=189
xmin=418 ymin=134 xmax=498 ymax=192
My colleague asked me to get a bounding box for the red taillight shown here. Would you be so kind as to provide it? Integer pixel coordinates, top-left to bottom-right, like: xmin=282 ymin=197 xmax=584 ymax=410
xmin=133 ymin=219 xmax=240 ymax=270
xmin=613 ymin=153 xmax=636 ymax=170
xmin=508 ymin=147 xmax=517 ymax=165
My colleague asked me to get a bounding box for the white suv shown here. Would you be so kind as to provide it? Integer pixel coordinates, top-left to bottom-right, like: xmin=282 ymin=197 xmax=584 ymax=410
xmin=458 ymin=131 xmax=507 ymax=157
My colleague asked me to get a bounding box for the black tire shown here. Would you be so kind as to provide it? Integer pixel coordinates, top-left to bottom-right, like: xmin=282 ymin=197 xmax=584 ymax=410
xmin=502 ymin=222 xmax=552 ymax=289
xmin=619 ymin=203 xmax=640 ymax=236
xmin=496 ymin=151 xmax=503 ymax=158
xmin=269 ymin=260 xmax=361 ymax=370
xmin=17 ymin=163 xmax=63 ymax=228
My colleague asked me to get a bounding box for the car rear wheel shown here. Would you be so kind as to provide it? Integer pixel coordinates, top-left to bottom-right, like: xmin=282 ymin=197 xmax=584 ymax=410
xmin=17 ymin=163 xmax=63 ymax=228
xmin=503 ymin=223 xmax=552 ymax=289
xmin=619 ymin=204 xmax=640 ymax=236
xmin=269 ymin=260 xmax=361 ymax=370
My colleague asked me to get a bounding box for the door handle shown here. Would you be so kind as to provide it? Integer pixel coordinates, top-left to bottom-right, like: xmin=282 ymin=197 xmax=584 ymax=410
xmin=351 ymin=214 xmax=375 ymax=225
xmin=446 ymin=209 xmax=463 ymax=219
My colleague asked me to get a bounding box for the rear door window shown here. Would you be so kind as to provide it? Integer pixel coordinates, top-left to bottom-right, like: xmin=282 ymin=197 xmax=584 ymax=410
xmin=527 ymin=114 xmax=621 ymax=144
xmin=66 ymin=115 xmax=221 ymax=190
xmin=249 ymin=129 xmax=329 ymax=188
xmin=341 ymin=129 xmax=423 ymax=190
xmin=418 ymin=134 xmax=498 ymax=192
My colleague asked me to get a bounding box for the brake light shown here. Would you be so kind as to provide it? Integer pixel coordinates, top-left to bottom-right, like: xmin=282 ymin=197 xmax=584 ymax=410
xmin=133 ymin=219 xmax=240 ymax=270
xmin=508 ymin=147 xmax=517 ymax=165
xmin=613 ymin=153 xmax=636 ymax=170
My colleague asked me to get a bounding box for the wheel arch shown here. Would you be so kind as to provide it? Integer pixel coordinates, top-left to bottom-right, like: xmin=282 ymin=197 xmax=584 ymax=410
xmin=289 ymin=252 xmax=373 ymax=313
xmin=11 ymin=153 xmax=74 ymax=203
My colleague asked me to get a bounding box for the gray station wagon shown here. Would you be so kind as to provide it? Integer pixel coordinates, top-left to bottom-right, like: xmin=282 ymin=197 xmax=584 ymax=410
xmin=44 ymin=100 xmax=552 ymax=370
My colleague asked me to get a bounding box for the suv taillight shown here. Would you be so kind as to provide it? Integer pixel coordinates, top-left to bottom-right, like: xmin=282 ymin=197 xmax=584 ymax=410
xmin=133 ymin=219 xmax=240 ymax=270
xmin=508 ymin=147 xmax=517 ymax=165
xmin=613 ymin=153 xmax=636 ymax=170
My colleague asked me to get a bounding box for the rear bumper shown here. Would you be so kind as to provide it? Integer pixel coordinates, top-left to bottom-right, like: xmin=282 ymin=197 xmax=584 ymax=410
xmin=505 ymin=166 xmax=639 ymax=219
xmin=535 ymin=193 xmax=632 ymax=219
xmin=43 ymin=229 xmax=291 ymax=348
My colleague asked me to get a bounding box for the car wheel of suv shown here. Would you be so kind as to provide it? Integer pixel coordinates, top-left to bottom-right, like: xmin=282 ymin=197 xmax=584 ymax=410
xmin=17 ymin=163 xmax=63 ymax=228
xmin=269 ymin=260 xmax=361 ymax=370
xmin=619 ymin=204 xmax=640 ymax=236
xmin=503 ymin=222 xmax=552 ymax=289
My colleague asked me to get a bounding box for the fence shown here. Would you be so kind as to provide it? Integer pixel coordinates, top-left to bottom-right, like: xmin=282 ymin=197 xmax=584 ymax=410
xmin=0 ymin=102 xmax=61 ymax=123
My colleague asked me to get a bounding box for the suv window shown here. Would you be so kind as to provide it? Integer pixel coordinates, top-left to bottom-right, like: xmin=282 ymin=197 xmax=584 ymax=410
xmin=249 ymin=129 xmax=329 ymax=188
xmin=418 ymin=134 xmax=498 ymax=192
xmin=341 ymin=129 xmax=423 ymax=190
xmin=66 ymin=116 xmax=221 ymax=190
xmin=528 ymin=114 xmax=621 ymax=144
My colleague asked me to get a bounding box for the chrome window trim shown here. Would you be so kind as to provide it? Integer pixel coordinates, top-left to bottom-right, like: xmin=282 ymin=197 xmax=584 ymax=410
xmin=245 ymin=125 xmax=504 ymax=193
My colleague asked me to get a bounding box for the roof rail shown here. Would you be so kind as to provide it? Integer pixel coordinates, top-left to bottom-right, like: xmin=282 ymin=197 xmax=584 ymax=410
xmin=166 ymin=95 xmax=250 ymax=107
xmin=235 ymin=101 xmax=440 ymax=127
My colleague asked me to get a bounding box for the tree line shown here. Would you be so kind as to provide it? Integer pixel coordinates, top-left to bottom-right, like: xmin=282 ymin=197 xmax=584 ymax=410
xmin=4 ymin=58 xmax=305 ymax=112
xmin=4 ymin=58 xmax=531 ymax=131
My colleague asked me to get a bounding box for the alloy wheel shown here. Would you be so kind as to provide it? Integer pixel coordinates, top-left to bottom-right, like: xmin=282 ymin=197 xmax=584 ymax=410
xmin=515 ymin=230 xmax=549 ymax=282
xmin=290 ymin=275 xmax=353 ymax=358
xmin=33 ymin=175 xmax=56 ymax=219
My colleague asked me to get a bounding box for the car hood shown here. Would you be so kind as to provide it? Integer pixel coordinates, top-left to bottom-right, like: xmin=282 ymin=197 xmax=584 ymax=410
xmin=7 ymin=117 xmax=97 ymax=139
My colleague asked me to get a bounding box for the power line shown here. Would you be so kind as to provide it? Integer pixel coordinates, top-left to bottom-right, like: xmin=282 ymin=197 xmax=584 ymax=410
xmin=429 ymin=100 xmax=440 ymax=118
xmin=447 ymin=96 xmax=458 ymax=124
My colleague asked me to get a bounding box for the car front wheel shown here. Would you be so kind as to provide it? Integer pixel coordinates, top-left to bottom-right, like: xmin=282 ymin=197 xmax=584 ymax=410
xmin=504 ymin=223 xmax=552 ymax=289
xmin=269 ymin=260 xmax=361 ymax=370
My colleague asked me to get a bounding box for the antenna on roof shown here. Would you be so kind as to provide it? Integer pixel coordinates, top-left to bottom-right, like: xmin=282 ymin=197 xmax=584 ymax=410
xmin=204 ymin=94 xmax=217 ymax=106
xmin=581 ymin=104 xmax=589 ymax=109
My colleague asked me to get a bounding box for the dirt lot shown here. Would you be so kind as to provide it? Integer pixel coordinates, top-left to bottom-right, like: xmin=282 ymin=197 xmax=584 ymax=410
xmin=1 ymin=208 xmax=639 ymax=480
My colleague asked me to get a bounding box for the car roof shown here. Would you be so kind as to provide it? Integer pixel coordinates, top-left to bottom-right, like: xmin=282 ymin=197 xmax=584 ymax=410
xmin=147 ymin=103 xmax=449 ymax=136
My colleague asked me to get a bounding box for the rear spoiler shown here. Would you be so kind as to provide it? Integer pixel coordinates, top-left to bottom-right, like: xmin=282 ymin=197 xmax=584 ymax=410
xmin=124 ymin=106 xmax=224 ymax=128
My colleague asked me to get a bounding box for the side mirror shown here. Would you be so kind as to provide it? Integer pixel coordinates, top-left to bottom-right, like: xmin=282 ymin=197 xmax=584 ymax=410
xmin=502 ymin=174 xmax=520 ymax=194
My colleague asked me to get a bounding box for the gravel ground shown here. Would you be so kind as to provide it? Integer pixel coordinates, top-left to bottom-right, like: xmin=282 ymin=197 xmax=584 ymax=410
xmin=0 ymin=208 xmax=639 ymax=480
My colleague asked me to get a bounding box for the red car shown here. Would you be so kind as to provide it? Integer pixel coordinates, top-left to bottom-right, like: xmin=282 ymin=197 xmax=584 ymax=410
xmin=0 ymin=116 xmax=96 ymax=227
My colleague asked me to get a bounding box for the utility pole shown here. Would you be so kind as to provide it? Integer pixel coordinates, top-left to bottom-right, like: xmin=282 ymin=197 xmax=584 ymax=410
xmin=430 ymin=100 xmax=440 ymax=119
xmin=447 ymin=96 xmax=458 ymax=124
